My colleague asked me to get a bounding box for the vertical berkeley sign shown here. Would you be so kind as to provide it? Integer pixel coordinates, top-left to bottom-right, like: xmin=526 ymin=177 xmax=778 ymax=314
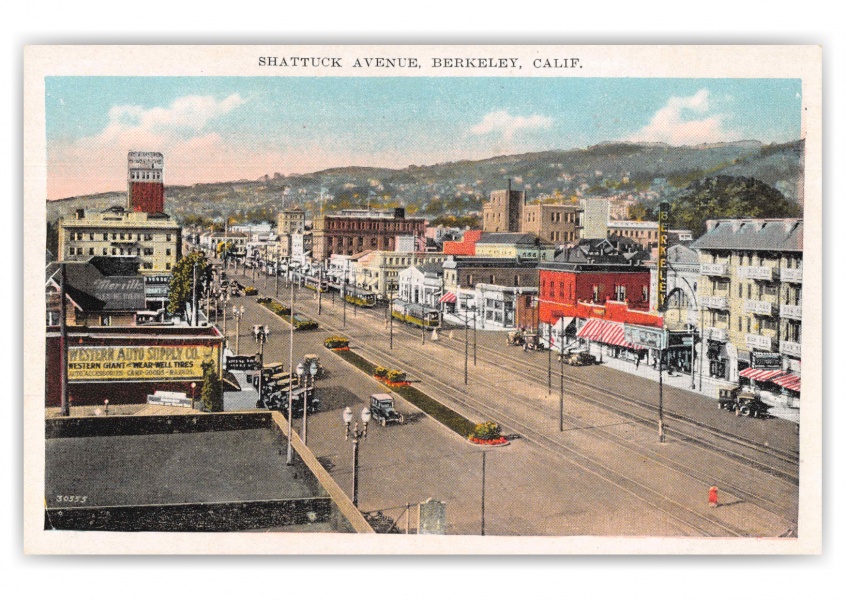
xmin=657 ymin=201 xmax=669 ymax=311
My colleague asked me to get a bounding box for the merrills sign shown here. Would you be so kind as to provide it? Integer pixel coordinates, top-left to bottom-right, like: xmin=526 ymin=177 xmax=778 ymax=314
xmin=67 ymin=345 xmax=217 ymax=382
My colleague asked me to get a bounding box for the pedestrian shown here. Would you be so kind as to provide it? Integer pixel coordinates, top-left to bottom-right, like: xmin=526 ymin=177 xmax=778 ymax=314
xmin=708 ymin=486 xmax=718 ymax=508
xmin=635 ymin=355 xmax=641 ymax=370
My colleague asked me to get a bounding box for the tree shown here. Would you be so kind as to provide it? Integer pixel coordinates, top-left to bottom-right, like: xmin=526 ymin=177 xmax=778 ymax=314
xmin=200 ymin=360 xmax=223 ymax=412
xmin=167 ymin=252 xmax=209 ymax=317
xmin=671 ymin=176 xmax=801 ymax=238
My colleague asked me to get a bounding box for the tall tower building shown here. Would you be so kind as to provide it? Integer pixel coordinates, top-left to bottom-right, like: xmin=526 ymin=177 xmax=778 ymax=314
xmin=482 ymin=180 xmax=525 ymax=233
xmin=127 ymin=151 xmax=165 ymax=213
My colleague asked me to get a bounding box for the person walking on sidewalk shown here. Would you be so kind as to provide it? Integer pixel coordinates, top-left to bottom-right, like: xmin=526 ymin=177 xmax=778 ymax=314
xmin=709 ymin=486 xmax=719 ymax=508
xmin=635 ymin=355 xmax=641 ymax=370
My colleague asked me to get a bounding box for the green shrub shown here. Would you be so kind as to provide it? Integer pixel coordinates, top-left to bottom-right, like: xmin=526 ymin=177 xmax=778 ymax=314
xmin=471 ymin=421 xmax=502 ymax=441
xmin=386 ymin=369 xmax=406 ymax=383
xmin=244 ymin=286 xmax=258 ymax=296
xmin=324 ymin=336 xmax=350 ymax=349
xmin=373 ymin=366 xmax=389 ymax=378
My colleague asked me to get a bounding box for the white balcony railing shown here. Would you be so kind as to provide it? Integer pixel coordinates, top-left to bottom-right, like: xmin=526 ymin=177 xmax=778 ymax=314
xmin=699 ymin=263 xmax=728 ymax=277
xmin=744 ymin=299 xmax=773 ymax=315
xmin=780 ymin=304 xmax=802 ymax=320
xmin=700 ymin=296 xmax=729 ymax=310
xmin=746 ymin=334 xmax=774 ymax=351
xmin=704 ymin=327 xmax=728 ymax=342
xmin=737 ymin=265 xmax=775 ymax=281
xmin=781 ymin=268 xmax=803 ymax=284
xmin=780 ymin=340 xmax=802 ymax=356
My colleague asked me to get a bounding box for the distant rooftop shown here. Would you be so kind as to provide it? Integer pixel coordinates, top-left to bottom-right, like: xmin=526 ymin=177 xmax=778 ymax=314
xmin=690 ymin=218 xmax=803 ymax=252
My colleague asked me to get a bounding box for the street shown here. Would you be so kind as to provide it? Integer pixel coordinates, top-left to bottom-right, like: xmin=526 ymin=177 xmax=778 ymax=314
xmin=220 ymin=264 xmax=799 ymax=536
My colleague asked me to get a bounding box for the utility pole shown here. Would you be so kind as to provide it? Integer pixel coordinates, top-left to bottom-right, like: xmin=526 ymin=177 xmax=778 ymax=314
xmin=286 ymin=278 xmax=295 ymax=465
xmin=464 ymin=312 xmax=469 ymax=385
xmin=59 ymin=264 xmax=69 ymax=417
xmin=480 ymin=451 xmax=487 ymax=536
xmin=192 ymin=261 xmax=198 ymax=326
xmin=559 ymin=318 xmax=565 ymax=432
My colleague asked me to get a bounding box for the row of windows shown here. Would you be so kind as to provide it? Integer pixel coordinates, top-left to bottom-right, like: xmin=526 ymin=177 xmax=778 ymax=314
xmin=541 ymin=279 xmax=648 ymax=303
xmin=325 ymin=220 xmax=418 ymax=232
xmin=706 ymin=251 xmax=802 ymax=269
xmin=129 ymin=170 xmax=162 ymax=181
xmin=67 ymin=246 xmax=171 ymax=257
xmin=68 ymin=231 xmax=172 ymax=242
xmin=711 ymin=280 xmax=788 ymax=300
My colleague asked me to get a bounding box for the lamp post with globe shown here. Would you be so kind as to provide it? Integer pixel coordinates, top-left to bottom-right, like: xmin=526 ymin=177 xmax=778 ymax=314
xmin=342 ymin=406 xmax=371 ymax=507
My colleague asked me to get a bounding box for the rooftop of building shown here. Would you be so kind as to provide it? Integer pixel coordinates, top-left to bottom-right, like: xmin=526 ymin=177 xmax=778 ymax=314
xmin=477 ymin=232 xmax=552 ymax=246
xmin=443 ymin=255 xmax=539 ymax=268
xmin=690 ymin=218 xmax=803 ymax=252
xmin=61 ymin=205 xmax=178 ymax=226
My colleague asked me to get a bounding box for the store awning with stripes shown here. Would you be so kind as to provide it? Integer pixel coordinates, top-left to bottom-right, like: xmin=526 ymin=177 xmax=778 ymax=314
xmin=576 ymin=318 xmax=645 ymax=350
xmin=439 ymin=292 xmax=457 ymax=303
xmin=772 ymin=373 xmax=801 ymax=392
xmin=738 ymin=368 xmax=787 ymax=382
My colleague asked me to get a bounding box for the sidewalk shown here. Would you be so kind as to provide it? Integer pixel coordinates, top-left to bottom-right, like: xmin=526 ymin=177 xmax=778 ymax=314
xmin=589 ymin=350 xmax=800 ymax=424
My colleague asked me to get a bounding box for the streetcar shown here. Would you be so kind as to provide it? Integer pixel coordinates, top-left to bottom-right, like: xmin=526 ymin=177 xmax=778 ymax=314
xmin=302 ymin=275 xmax=329 ymax=293
xmin=342 ymin=286 xmax=377 ymax=307
xmin=391 ymin=300 xmax=440 ymax=329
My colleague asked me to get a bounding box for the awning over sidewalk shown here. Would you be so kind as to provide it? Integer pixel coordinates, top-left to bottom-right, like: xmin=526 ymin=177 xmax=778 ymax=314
xmin=772 ymin=373 xmax=801 ymax=392
xmin=576 ymin=318 xmax=645 ymax=350
xmin=439 ymin=292 xmax=457 ymax=303
xmin=738 ymin=367 xmax=786 ymax=382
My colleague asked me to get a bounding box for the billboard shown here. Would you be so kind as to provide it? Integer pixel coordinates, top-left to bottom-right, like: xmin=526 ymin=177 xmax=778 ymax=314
xmin=624 ymin=324 xmax=668 ymax=350
xmin=67 ymin=345 xmax=217 ymax=382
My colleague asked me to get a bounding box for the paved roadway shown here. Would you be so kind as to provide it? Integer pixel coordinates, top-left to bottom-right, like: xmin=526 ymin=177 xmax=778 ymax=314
xmin=222 ymin=265 xmax=799 ymax=537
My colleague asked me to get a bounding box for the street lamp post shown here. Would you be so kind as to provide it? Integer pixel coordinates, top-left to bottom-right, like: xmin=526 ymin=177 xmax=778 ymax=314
xmin=190 ymin=382 xmax=197 ymax=410
xmin=342 ymin=406 xmax=372 ymax=507
xmin=254 ymin=324 xmax=270 ymax=409
xmin=559 ymin=318 xmax=565 ymax=432
xmin=296 ymin=361 xmax=319 ymax=445
xmin=232 ymin=305 xmax=245 ymax=354
xmin=103 ymin=398 xmax=109 ymax=415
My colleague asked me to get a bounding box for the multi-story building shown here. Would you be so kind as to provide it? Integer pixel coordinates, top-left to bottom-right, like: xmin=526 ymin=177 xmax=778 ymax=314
xmin=474 ymin=232 xmax=556 ymax=261
xmin=645 ymin=244 xmax=701 ymax=326
xmin=127 ymin=151 xmax=165 ymax=213
xmin=690 ymin=218 xmax=803 ymax=389
xmin=482 ymin=185 xmax=525 ymax=233
xmin=580 ymin=198 xmax=610 ymax=239
xmin=355 ymin=250 xmax=445 ymax=299
xmin=441 ymin=256 xmax=540 ymax=330
xmin=397 ymin=262 xmax=445 ymax=308
xmin=537 ymin=239 xmax=661 ymax=356
xmin=57 ymin=206 xmax=181 ymax=276
xmin=521 ymin=203 xmax=581 ymax=244
xmin=312 ymin=208 xmax=426 ymax=260
xmin=608 ymin=220 xmax=694 ymax=251
xmin=277 ymin=209 xmax=306 ymax=236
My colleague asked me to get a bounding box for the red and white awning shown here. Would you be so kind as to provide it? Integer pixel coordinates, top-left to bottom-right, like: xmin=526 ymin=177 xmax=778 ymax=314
xmin=439 ymin=292 xmax=457 ymax=303
xmin=772 ymin=373 xmax=801 ymax=392
xmin=576 ymin=318 xmax=645 ymax=350
xmin=738 ymin=368 xmax=787 ymax=382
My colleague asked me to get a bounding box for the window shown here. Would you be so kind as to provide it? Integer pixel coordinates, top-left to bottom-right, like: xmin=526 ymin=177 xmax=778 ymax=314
xmin=642 ymin=285 xmax=648 ymax=301
xmin=103 ymin=233 xmax=108 ymax=241
xmin=89 ymin=248 xmax=94 ymax=255
xmin=144 ymin=248 xmax=154 ymax=256
xmin=166 ymin=248 xmax=172 ymax=256
xmin=593 ymin=285 xmax=600 ymax=303
xmin=100 ymin=315 xmax=111 ymax=326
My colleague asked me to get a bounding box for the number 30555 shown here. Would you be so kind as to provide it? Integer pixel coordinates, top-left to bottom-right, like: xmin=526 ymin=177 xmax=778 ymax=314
xmin=56 ymin=495 xmax=87 ymax=503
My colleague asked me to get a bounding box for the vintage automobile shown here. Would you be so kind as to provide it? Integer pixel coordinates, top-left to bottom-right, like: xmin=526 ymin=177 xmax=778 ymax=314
xmin=506 ymin=330 xmax=525 ymax=346
xmin=369 ymin=393 xmax=405 ymax=426
xmin=561 ymin=350 xmax=598 ymax=366
xmin=717 ymin=386 xmax=770 ymax=418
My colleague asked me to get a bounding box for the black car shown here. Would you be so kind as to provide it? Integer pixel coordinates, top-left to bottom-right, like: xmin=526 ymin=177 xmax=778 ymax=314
xmin=369 ymin=394 xmax=405 ymax=426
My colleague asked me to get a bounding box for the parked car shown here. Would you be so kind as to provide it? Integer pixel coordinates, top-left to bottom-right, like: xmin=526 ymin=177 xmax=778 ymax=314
xmin=302 ymin=354 xmax=325 ymax=378
xmin=561 ymin=350 xmax=598 ymax=366
xmin=369 ymin=393 xmax=405 ymax=426
xmin=717 ymin=386 xmax=770 ymax=418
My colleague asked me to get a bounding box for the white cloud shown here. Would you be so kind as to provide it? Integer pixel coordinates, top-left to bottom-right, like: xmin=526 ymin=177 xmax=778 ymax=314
xmin=469 ymin=110 xmax=553 ymax=141
xmin=48 ymin=94 xmax=250 ymax=198
xmin=626 ymin=89 xmax=739 ymax=145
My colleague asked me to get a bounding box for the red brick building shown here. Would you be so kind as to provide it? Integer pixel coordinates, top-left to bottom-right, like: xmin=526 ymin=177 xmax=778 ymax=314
xmin=312 ymin=208 xmax=426 ymax=260
xmin=127 ymin=151 xmax=165 ymax=213
xmin=537 ymin=239 xmax=662 ymax=351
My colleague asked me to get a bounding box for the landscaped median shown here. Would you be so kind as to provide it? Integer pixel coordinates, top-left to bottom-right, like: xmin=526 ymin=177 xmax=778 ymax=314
xmin=257 ymin=297 xmax=318 ymax=330
xmin=323 ymin=337 xmax=482 ymax=440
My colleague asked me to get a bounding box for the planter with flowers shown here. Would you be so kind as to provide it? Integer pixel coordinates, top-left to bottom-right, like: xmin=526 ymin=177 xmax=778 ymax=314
xmin=324 ymin=336 xmax=350 ymax=351
xmin=468 ymin=421 xmax=509 ymax=446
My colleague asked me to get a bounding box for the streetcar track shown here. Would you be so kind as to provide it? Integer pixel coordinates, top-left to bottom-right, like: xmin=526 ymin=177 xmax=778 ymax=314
xmin=233 ymin=272 xmax=796 ymax=536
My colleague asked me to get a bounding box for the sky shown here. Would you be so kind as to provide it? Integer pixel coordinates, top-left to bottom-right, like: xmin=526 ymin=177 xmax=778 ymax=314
xmin=45 ymin=77 xmax=802 ymax=200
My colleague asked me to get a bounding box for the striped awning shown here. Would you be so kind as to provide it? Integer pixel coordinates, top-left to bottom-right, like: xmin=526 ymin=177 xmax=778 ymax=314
xmin=772 ymin=373 xmax=801 ymax=392
xmin=439 ymin=292 xmax=457 ymax=303
xmin=576 ymin=318 xmax=606 ymax=342
xmin=738 ymin=368 xmax=787 ymax=382
xmin=576 ymin=319 xmax=644 ymax=350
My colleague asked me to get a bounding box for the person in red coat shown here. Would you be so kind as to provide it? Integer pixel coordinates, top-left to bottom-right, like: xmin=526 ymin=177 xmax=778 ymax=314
xmin=709 ymin=486 xmax=719 ymax=508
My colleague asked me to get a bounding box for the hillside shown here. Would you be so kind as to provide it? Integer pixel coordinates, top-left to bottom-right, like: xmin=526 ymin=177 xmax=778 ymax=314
xmin=46 ymin=140 xmax=804 ymax=226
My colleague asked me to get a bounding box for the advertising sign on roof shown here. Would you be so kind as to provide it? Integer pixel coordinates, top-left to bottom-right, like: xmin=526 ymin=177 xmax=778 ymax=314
xmin=624 ymin=324 xmax=668 ymax=350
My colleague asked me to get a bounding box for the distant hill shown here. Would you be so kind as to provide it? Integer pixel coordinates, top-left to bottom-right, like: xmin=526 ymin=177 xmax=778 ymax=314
xmin=46 ymin=140 xmax=804 ymax=225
